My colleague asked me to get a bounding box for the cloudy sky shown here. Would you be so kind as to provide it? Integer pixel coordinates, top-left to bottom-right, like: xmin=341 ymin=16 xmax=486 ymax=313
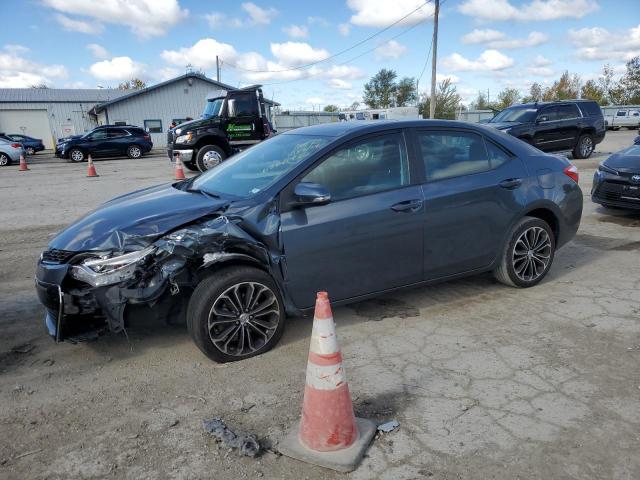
xmin=1 ymin=0 xmax=639 ymax=108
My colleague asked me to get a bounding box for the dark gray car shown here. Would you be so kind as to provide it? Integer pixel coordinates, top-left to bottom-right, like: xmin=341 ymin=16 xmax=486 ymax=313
xmin=35 ymin=120 xmax=583 ymax=362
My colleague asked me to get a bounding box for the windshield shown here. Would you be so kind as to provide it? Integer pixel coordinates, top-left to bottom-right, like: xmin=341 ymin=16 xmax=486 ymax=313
xmin=203 ymin=98 xmax=224 ymax=118
xmin=490 ymin=106 xmax=538 ymax=123
xmin=190 ymin=134 xmax=331 ymax=197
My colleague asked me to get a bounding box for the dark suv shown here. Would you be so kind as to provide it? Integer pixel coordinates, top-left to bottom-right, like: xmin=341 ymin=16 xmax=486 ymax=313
xmin=486 ymin=100 xmax=605 ymax=159
xmin=56 ymin=125 xmax=153 ymax=162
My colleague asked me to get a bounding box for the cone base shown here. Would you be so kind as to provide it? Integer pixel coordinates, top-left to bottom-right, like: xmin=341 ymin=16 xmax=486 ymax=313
xmin=279 ymin=417 xmax=376 ymax=473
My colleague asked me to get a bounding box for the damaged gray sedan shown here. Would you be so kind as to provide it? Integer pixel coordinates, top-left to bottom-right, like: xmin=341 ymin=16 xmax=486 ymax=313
xmin=36 ymin=121 xmax=582 ymax=362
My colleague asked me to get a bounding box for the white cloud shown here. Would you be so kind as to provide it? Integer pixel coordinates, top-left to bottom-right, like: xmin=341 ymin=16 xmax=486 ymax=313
xmin=329 ymin=78 xmax=352 ymax=89
xmin=462 ymin=29 xmax=547 ymax=49
xmin=86 ymin=43 xmax=109 ymax=59
xmin=242 ymin=2 xmax=277 ymax=25
xmin=161 ymin=38 xmax=238 ymax=69
xmin=325 ymin=65 xmax=365 ymax=80
xmin=374 ymin=40 xmax=408 ymax=60
xmin=436 ymin=73 xmax=460 ymax=83
xmin=532 ymin=54 xmax=552 ymax=66
xmin=55 ymin=13 xmax=103 ymax=34
xmin=283 ymin=24 xmax=309 ymax=39
xmin=348 ymin=0 xmax=435 ymax=27
xmin=89 ymin=56 xmax=144 ymax=81
xmin=307 ymin=16 xmax=330 ymax=27
xmin=205 ymin=12 xmax=225 ymax=28
xmin=306 ymin=97 xmax=324 ymax=105
xmin=338 ymin=23 xmax=351 ymax=36
xmin=270 ymin=42 xmax=329 ymax=67
xmin=155 ymin=66 xmax=181 ymax=81
xmin=569 ymin=24 xmax=640 ymax=61
xmin=0 ymin=44 xmax=68 ymax=87
xmin=458 ymin=0 xmax=598 ymax=22
xmin=205 ymin=3 xmax=276 ymax=29
xmin=43 ymin=0 xmax=188 ymax=38
xmin=527 ymin=66 xmax=555 ymax=76
xmin=442 ymin=49 xmax=515 ymax=71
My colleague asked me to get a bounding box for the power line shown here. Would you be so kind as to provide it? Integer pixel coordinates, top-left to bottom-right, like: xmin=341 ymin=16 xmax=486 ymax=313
xmin=416 ymin=35 xmax=433 ymax=86
xmin=222 ymin=0 xmax=433 ymax=74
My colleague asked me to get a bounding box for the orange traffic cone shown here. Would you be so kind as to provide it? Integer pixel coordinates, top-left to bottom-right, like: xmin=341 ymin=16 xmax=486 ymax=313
xmin=18 ymin=154 xmax=29 ymax=171
xmin=279 ymin=292 xmax=376 ymax=472
xmin=86 ymin=155 xmax=99 ymax=177
xmin=174 ymin=153 xmax=186 ymax=180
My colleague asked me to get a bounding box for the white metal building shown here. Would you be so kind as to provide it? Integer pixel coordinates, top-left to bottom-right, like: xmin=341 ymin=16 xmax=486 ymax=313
xmin=0 ymin=73 xmax=278 ymax=149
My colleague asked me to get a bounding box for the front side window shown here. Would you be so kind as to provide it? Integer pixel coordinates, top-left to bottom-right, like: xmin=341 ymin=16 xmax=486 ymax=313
xmin=228 ymin=93 xmax=258 ymax=117
xmin=417 ymin=130 xmax=500 ymax=181
xmin=86 ymin=130 xmax=107 ymax=140
xmin=490 ymin=106 xmax=538 ymax=123
xmin=302 ymin=133 xmax=409 ymax=202
xmin=617 ymin=110 xmax=627 ymax=117
xmin=144 ymin=120 xmax=162 ymax=133
xmin=537 ymin=107 xmax=559 ymax=122
xmin=557 ymin=104 xmax=581 ymax=120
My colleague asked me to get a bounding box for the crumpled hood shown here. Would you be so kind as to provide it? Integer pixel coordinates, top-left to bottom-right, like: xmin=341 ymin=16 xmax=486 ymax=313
xmin=605 ymin=146 xmax=640 ymax=171
xmin=49 ymin=183 xmax=228 ymax=252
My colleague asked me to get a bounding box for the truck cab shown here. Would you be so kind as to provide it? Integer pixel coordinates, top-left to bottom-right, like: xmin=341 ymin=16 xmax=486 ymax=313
xmin=167 ymin=85 xmax=275 ymax=172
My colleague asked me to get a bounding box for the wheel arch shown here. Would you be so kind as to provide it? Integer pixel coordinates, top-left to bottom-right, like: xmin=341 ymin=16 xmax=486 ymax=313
xmin=522 ymin=206 xmax=560 ymax=243
xmin=194 ymin=135 xmax=231 ymax=156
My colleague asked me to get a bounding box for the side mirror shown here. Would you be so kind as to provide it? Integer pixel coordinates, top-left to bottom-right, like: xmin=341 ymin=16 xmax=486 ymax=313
xmin=291 ymin=182 xmax=331 ymax=207
xmin=226 ymin=99 xmax=235 ymax=118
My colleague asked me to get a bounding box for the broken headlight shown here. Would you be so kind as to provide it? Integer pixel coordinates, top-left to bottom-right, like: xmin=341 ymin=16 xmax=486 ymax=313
xmin=69 ymin=246 xmax=156 ymax=287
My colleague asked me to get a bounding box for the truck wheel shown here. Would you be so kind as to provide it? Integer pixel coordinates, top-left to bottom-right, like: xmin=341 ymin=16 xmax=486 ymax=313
xmin=183 ymin=160 xmax=200 ymax=172
xmin=196 ymin=145 xmax=226 ymax=172
xmin=572 ymin=133 xmax=593 ymax=159
xmin=187 ymin=266 xmax=285 ymax=362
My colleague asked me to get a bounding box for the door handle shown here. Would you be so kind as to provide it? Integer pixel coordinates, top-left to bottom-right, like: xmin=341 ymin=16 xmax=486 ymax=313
xmin=391 ymin=199 xmax=423 ymax=212
xmin=499 ymin=178 xmax=523 ymax=189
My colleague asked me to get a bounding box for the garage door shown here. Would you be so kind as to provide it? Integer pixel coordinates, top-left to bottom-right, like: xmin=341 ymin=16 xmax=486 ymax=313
xmin=0 ymin=109 xmax=53 ymax=149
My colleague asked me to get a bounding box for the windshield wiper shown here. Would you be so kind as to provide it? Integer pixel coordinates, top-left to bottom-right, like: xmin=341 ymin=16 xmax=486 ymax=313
xmin=187 ymin=188 xmax=221 ymax=199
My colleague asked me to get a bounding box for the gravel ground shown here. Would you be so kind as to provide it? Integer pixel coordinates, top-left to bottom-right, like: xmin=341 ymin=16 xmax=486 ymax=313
xmin=0 ymin=131 xmax=639 ymax=480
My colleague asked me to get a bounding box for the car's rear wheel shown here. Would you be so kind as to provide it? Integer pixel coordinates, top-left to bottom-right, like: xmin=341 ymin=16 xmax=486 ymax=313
xmin=196 ymin=145 xmax=226 ymax=172
xmin=187 ymin=266 xmax=285 ymax=362
xmin=127 ymin=145 xmax=142 ymax=159
xmin=572 ymin=133 xmax=594 ymax=159
xmin=69 ymin=148 xmax=85 ymax=163
xmin=0 ymin=153 xmax=10 ymax=166
xmin=494 ymin=216 xmax=556 ymax=288
xmin=183 ymin=160 xmax=200 ymax=172
xmin=26 ymin=147 xmax=35 ymax=155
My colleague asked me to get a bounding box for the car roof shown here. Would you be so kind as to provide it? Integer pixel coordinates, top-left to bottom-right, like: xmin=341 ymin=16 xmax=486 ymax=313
xmin=513 ymin=99 xmax=597 ymax=109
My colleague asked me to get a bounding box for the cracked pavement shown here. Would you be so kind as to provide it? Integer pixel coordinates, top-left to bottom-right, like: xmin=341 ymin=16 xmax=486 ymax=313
xmin=1 ymin=132 xmax=639 ymax=479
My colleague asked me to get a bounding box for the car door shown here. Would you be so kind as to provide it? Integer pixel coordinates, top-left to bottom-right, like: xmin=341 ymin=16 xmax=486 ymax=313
xmin=279 ymin=131 xmax=424 ymax=309
xmin=107 ymin=127 xmax=131 ymax=155
xmin=555 ymin=103 xmax=582 ymax=149
xmin=224 ymin=91 xmax=264 ymax=148
xmin=532 ymin=106 xmax=562 ymax=151
xmin=83 ymin=129 xmax=109 ymax=156
xmin=411 ymin=128 xmax=527 ymax=280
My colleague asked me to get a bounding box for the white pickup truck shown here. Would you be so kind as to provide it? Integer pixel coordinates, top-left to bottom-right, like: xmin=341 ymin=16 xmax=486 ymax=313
xmin=605 ymin=108 xmax=640 ymax=130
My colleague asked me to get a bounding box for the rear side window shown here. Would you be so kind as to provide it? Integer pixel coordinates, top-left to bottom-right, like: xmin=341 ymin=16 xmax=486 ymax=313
xmin=108 ymin=128 xmax=129 ymax=138
xmin=537 ymin=107 xmax=559 ymax=122
xmin=557 ymin=104 xmax=581 ymax=120
xmin=578 ymin=102 xmax=602 ymax=117
xmin=126 ymin=128 xmax=145 ymax=136
xmin=416 ymin=130 xmax=505 ymax=181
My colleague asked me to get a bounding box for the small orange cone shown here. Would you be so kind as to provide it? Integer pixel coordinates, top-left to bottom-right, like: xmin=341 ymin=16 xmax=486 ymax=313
xmin=174 ymin=153 xmax=186 ymax=180
xmin=86 ymin=155 xmax=99 ymax=177
xmin=18 ymin=154 xmax=29 ymax=171
xmin=279 ymin=292 xmax=376 ymax=472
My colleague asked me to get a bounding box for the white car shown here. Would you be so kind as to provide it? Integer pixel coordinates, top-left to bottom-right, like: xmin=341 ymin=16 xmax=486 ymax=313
xmin=0 ymin=138 xmax=26 ymax=166
xmin=605 ymin=109 xmax=640 ymax=130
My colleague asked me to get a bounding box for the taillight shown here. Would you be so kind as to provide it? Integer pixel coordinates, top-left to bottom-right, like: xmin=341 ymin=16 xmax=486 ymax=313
xmin=563 ymin=164 xmax=579 ymax=183
xmin=144 ymin=134 xmax=151 ymax=140
xmin=10 ymin=143 xmax=21 ymax=148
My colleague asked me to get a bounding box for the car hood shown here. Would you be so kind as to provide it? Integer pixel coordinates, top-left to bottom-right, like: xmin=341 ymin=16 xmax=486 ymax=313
xmin=604 ymin=146 xmax=640 ymax=172
xmin=58 ymin=135 xmax=82 ymax=143
xmin=485 ymin=121 xmax=523 ymax=130
xmin=49 ymin=183 xmax=229 ymax=252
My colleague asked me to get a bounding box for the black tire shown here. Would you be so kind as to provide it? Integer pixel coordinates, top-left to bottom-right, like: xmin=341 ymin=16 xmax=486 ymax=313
xmin=572 ymin=133 xmax=594 ymax=159
xmin=68 ymin=148 xmax=85 ymax=163
xmin=195 ymin=145 xmax=226 ymax=172
xmin=183 ymin=160 xmax=200 ymax=172
xmin=493 ymin=216 xmax=556 ymax=288
xmin=26 ymin=147 xmax=35 ymax=155
xmin=0 ymin=153 xmax=10 ymax=166
xmin=127 ymin=144 xmax=143 ymax=159
xmin=187 ymin=266 xmax=285 ymax=363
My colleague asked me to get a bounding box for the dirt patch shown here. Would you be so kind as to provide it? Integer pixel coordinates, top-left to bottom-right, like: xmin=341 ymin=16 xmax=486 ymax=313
xmin=573 ymin=233 xmax=640 ymax=251
xmin=597 ymin=212 xmax=640 ymax=227
xmin=349 ymin=297 xmax=420 ymax=321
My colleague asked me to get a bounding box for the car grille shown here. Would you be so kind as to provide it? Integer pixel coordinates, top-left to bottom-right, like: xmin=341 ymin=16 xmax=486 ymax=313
xmin=594 ymin=180 xmax=640 ymax=207
xmin=41 ymin=249 xmax=76 ymax=264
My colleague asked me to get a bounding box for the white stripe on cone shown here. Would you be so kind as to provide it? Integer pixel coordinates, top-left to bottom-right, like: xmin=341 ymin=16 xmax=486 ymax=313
xmin=305 ymin=362 xmax=347 ymax=390
xmin=309 ymin=316 xmax=339 ymax=354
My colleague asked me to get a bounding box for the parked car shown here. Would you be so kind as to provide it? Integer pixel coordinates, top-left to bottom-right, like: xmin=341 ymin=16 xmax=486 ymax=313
xmin=36 ymin=120 xmax=582 ymax=362
xmin=604 ymin=108 xmax=640 ymax=130
xmin=486 ymin=100 xmax=605 ymax=159
xmin=592 ymin=143 xmax=640 ymax=210
xmin=56 ymin=125 xmax=153 ymax=162
xmin=0 ymin=138 xmax=26 ymax=166
xmin=6 ymin=134 xmax=45 ymax=155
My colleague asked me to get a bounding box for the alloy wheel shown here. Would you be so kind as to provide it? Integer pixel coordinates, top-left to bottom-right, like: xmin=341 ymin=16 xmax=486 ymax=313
xmin=207 ymin=281 xmax=280 ymax=357
xmin=512 ymin=226 xmax=552 ymax=282
xmin=202 ymin=150 xmax=222 ymax=170
xmin=70 ymin=150 xmax=84 ymax=162
xmin=129 ymin=146 xmax=141 ymax=158
xmin=0 ymin=154 xmax=8 ymax=166
xmin=26 ymin=147 xmax=35 ymax=155
xmin=580 ymin=136 xmax=593 ymax=157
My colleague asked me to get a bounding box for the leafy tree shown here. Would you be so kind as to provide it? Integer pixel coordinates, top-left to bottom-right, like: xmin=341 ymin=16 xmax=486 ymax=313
xmin=418 ymin=78 xmax=462 ymax=119
xmin=522 ymin=82 xmax=543 ymax=103
xmin=495 ymin=88 xmax=520 ymax=110
xmin=118 ymin=78 xmax=147 ymax=90
xmin=349 ymin=101 xmax=360 ymax=110
xmin=543 ymin=71 xmax=580 ymax=101
xmin=472 ymin=91 xmax=490 ymax=110
xmin=619 ymin=56 xmax=640 ymax=104
xmin=395 ymin=77 xmax=417 ymax=106
xmin=363 ymin=69 xmax=398 ymax=108
xmin=580 ymin=79 xmax=606 ymax=104
xmin=323 ymin=104 xmax=339 ymax=112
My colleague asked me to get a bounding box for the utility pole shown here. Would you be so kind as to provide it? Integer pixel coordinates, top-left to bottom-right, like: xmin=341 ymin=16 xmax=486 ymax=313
xmin=216 ymin=56 xmax=220 ymax=82
xmin=429 ymin=0 xmax=439 ymax=119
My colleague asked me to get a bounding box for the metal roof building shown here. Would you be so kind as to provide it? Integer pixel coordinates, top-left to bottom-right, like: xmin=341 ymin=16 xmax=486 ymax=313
xmin=0 ymin=73 xmax=278 ymax=149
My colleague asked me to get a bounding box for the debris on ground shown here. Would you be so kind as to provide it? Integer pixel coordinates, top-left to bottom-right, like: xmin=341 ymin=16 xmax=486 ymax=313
xmin=203 ymin=417 xmax=261 ymax=457
xmin=377 ymin=420 xmax=399 ymax=433
xmin=11 ymin=344 xmax=35 ymax=354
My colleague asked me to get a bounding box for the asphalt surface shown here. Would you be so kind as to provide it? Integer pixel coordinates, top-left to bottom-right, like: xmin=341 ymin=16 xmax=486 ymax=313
xmin=0 ymin=131 xmax=639 ymax=480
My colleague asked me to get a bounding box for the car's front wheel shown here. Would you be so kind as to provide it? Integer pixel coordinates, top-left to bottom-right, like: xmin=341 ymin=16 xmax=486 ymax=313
xmin=187 ymin=266 xmax=285 ymax=362
xmin=494 ymin=216 xmax=556 ymax=288
xmin=69 ymin=148 xmax=85 ymax=163
xmin=572 ymin=133 xmax=594 ymax=159
xmin=127 ymin=145 xmax=142 ymax=159
xmin=0 ymin=153 xmax=10 ymax=166
xmin=26 ymin=147 xmax=35 ymax=155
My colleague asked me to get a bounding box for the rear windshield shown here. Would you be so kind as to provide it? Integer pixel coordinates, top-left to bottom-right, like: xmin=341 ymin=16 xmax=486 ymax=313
xmin=578 ymin=102 xmax=602 ymax=117
xmin=490 ymin=106 xmax=538 ymax=123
